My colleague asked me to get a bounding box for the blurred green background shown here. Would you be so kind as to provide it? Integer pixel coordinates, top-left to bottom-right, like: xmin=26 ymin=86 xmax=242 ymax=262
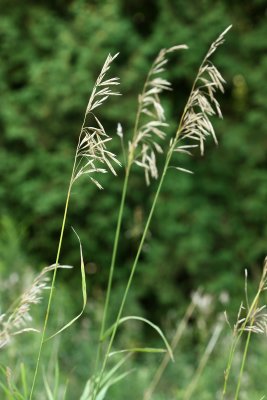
xmin=1 ymin=0 xmax=267 ymax=399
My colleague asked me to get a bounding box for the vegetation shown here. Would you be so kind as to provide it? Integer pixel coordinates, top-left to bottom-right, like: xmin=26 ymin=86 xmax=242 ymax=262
xmin=1 ymin=0 xmax=267 ymax=399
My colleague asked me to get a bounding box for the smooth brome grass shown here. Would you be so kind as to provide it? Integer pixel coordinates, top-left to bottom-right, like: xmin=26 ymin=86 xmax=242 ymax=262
xmin=30 ymin=53 xmax=121 ymax=399
xmin=94 ymin=25 xmax=231 ymax=399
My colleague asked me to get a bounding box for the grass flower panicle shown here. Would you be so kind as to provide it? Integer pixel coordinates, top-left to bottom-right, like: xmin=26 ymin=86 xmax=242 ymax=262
xmin=172 ymin=25 xmax=232 ymax=169
xmin=129 ymin=45 xmax=188 ymax=184
xmin=73 ymin=53 xmax=121 ymax=189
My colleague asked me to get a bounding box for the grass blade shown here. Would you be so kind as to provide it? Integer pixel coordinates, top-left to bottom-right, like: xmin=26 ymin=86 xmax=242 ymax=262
xmin=108 ymin=348 xmax=167 ymax=357
xmin=102 ymin=316 xmax=174 ymax=361
xmin=46 ymin=228 xmax=87 ymax=340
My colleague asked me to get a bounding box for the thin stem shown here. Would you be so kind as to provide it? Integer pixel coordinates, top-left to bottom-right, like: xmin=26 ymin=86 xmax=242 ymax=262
xmin=234 ymin=330 xmax=252 ymax=400
xmin=29 ymin=181 xmax=72 ymax=399
xmin=144 ymin=300 xmax=196 ymax=400
xmin=30 ymin=115 xmax=86 ymax=399
xmin=100 ymin=165 xmax=131 ymax=337
xmin=222 ymin=338 xmax=238 ymax=398
xmin=93 ymin=165 xmax=131 ymax=381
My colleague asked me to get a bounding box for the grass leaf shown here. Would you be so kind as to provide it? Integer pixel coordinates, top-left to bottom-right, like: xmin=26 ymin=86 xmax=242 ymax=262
xmin=108 ymin=347 xmax=167 ymax=357
xmin=46 ymin=229 xmax=87 ymax=340
xmin=102 ymin=316 xmax=174 ymax=361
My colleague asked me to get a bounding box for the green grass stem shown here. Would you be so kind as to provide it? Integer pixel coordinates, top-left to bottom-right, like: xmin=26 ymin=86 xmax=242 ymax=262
xmin=234 ymin=330 xmax=252 ymax=400
xmin=29 ymin=181 xmax=73 ymax=399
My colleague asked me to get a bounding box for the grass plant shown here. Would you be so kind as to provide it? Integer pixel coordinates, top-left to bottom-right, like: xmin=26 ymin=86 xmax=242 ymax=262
xmin=93 ymin=25 xmax=231 ymax=399
xmin=222 ymin=256 xmax=267 ymax=399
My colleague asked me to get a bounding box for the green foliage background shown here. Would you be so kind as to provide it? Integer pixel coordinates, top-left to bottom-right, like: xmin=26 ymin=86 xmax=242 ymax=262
xmin=0 ymin=0 xmax=267 ymax=398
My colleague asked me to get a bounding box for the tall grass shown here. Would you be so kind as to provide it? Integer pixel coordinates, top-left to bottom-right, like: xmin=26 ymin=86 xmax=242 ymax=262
xmin=2 ymin=26 xmax=259 ymax=400
xmin=92 ymin=25 xmax=231 ymax=399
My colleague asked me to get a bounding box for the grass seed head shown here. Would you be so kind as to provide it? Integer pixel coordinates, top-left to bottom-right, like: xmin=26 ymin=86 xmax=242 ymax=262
xmin=73 ymin=53 xmax=121 ymax=189
xmin=173 ymin=26 xmax=232 ymax=172
xmin=130 ymin=45 xmax=188 ymax=185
